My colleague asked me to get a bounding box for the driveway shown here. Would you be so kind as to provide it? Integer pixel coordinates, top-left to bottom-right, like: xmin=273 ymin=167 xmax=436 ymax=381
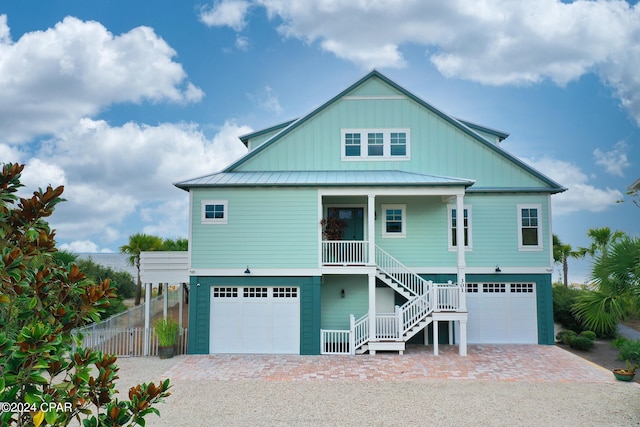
xmin=113 ymin=345 xmax=640 ymax=426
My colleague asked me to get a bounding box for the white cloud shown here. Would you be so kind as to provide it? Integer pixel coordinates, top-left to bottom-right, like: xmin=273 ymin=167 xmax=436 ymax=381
xmin=235 ymin=35 xmax=249 ymax=51
xmin=525 ymin=156 xmax=623 ymax=215
xmin=0 ymin=15 xmax=203 ymax=143
xmin=593 ymin=141 xmax=630 ymax=177
xmin=255 ymin=86 xmax=283 ymax=114
xmin=200 ymin=0 xmax=251 ymax=31
xmin=253 ymin=0 xmax=640 ymax=125
xmin=59 ymin=240 xmax=101 ymax=253
xmin=22 ymin=119 xmax=251 ymax=249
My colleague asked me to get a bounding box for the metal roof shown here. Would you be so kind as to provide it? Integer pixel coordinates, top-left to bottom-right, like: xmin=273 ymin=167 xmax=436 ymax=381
xmin=175 ymin=170 xmax=475 ymax=190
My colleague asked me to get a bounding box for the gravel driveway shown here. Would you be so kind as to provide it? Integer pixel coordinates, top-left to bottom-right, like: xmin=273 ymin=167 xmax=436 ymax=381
xmin=111 ymin=345 xmax=640 ymax=426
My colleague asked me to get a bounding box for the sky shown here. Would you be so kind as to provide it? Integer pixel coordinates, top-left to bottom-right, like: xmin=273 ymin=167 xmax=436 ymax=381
xmin=1 ymin=0 xmax=638 ymax=284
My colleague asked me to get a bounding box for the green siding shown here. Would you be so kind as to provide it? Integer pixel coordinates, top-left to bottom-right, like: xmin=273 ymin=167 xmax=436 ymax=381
xmin=320 ymin=275 xmax=368 ymax=330
xmin=191 ymin=187 xmax=318 ymax=269
xmin=187 ymin=276 xmax=322 ymax=355
xmin=374 ymin=194 xmax=552 ymax=269
xmin=422 ymin=273 xmax=554 ymax=345
xmin=234 ymin=78 xmax=550 ymax=190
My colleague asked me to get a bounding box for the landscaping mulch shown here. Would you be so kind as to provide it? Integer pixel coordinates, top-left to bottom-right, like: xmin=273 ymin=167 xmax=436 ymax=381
xmin=558 ymin=329 xmax=640 ymax=384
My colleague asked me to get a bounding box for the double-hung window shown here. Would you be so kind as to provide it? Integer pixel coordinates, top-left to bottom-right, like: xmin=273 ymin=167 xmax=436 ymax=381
xmin=448 ymin=205 xmax=472 ymax=250
xmin=517 ymin=204 xmax=542 ymax=250
xmin=382 ymin=204 xmax=406 ymax=238
xmin=342 ymin=129 xmax=410 ymax=160
xmin=202 ymin=200 xmax=228 ymax=224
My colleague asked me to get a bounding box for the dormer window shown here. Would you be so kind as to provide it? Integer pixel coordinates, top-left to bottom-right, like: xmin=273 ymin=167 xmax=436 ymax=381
xmin=342 ymin=129 xmax=410 ymax=160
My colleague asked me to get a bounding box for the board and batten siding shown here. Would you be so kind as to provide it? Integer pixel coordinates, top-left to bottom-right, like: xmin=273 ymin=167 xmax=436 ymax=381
xmin=237 ymin=78 xmax=549 ymax=190
xmin=190 ymin=187 xmax=318 ymax=269
xmin=321 ymin=275 xmax=368 ymax=330
xmin=373 ymin=194 xmax=551 ymax=268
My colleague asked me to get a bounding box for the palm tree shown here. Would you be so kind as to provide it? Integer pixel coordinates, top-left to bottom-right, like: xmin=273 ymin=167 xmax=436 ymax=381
xmin=577 ymin=227 xmax=626 ymax=258
xmin=572 ymin=235 xmax=640 ymax=336
xmin=553 ymin=234 xmax=581 ymax=287
xmin=162 ymin=237 xmax=188 ymax=251
xmin=120 ymin=233 xmax=163 ymax=305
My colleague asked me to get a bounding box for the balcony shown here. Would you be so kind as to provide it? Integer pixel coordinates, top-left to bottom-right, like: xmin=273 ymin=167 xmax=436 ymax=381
xmin=321 ymin=240 xmax=368 ymax=265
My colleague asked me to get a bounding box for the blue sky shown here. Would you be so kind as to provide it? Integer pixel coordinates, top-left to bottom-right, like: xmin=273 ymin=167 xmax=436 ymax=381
xmin=1 ymin=0 xmax=638 ymax=284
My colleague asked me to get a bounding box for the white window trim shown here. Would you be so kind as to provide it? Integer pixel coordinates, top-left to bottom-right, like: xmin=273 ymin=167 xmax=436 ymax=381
xmin=447 ymin=204 xmax=472 ymax=251
xmin=201 ymin=200 xmax=228 ymax=224
xmin=382 ymin=204 xmax=406 ymax=238
xmin=341 ymin=128 xmax=410 ymax=161
xmin=517 ymin=204 xmax=542 ymax=251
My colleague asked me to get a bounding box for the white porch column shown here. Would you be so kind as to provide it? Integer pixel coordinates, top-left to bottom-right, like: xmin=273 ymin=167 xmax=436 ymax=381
xmin=368 ymin=271 xmax=376 ymax=354
xmin=178 ymin=282 xmax=184 ymax=329
xmin=144 ymin=282 xmax=151 ymax=356
xmin=459 ymin=319 xmax=468 ymax=356
xmin=368 ymin=194 xmax=375 ymax=265
xmin=456 ymin=194 xmax=466 ymax=285
xmin=433 ymin=320 xmax=439 ymax=356
xmin=163 ymin=283 xmax=169 ymax=319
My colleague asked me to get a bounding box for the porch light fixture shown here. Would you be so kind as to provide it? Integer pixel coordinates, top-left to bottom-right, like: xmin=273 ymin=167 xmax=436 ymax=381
xmin=495 ymin=265 xmax=501 ymax=273
xmin=341 ymin=289 xmax=345 ymax=298
xmin=244 ymin=266 xmax=251 ymax=274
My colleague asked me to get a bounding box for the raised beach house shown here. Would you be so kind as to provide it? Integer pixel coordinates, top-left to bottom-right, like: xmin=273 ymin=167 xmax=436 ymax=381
xmin=175 ymin=70 xmax=565 ymax=355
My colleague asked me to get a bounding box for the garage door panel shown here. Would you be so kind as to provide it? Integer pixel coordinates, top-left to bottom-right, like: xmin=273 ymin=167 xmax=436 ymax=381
xmin=210 ymin=286 xmax=299 ymax=354
xmin=466 ymin=282 xmax=537 ymax=344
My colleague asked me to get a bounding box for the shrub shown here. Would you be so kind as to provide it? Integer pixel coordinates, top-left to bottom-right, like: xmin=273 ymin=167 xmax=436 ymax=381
xmin=616 ymin=338 xmax=640 ymax=362
xmin=552 ymin=285 xmax=585 ymax=332
xmin=556 ymin=330 xmax=577 ymax=345
xmin=579 ymin=330 xmax=597 ymax=341
xmin=612 ymin=336 xmax=629 ymax=349
xmin=570 ymin=335 xmax=594 ymax=351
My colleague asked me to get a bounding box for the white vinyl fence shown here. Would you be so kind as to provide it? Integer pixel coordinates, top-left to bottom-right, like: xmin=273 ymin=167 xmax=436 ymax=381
xmin=73 ymin=291 xmax=187 ymax=356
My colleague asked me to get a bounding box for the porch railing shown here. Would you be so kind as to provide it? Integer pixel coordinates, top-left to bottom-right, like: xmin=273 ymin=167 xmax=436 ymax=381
xmin=322 ymin=240 xmax=368 ymax=265
xmin=434 ymin=281 xmax=466 ymax=312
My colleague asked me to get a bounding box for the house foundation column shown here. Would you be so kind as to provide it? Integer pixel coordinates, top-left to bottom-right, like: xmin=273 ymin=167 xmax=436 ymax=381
xmin=368 ymin=271 xmax=376 ymax=354
xmin=368 ymin=194 xmax=375 ymax=265
xmin=459 ymin=319 xmax=468 ymax=356
xmin=433 ymin=320 xmax=439 ymax=356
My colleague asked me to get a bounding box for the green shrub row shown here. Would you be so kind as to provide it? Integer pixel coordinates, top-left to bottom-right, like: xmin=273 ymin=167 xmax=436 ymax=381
xmin=556 ymin=329 xmax=596 ymax=351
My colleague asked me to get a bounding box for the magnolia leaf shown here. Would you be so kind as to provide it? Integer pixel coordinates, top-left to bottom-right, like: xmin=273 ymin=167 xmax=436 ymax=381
xmin=33 ymin=410 xmax=45 ymax=427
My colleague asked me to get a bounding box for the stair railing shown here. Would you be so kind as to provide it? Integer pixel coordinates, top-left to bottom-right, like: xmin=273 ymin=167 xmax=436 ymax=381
xmin=375 ymin=246 xmax=430 ymax=296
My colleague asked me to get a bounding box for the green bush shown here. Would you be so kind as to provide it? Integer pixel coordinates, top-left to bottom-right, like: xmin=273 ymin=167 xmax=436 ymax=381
xmin=556 ymin=330 xmax=577 ymax=345
xmin=612 ymin=336 xmax=629 ymax=349
xmin=579 ymin=330 xmax=597 ymax=341
xmin=552 ymin=285 xmax=585 ymax=332
xmin=616 ymin=338 xmax=640 ymax=362
xmin=570 ymin=335 xmax=594 ymax=351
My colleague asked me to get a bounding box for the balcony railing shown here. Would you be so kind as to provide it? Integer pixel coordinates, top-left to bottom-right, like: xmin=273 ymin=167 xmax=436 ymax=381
xmin=321 ymin=240 xmax=368 ymax=265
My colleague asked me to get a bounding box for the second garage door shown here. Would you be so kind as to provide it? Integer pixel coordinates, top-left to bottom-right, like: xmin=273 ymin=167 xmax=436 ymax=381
xmin=210 ymin=286 xmax=300 ymax=354
xmin=465 ymin=282 xmax=538 ymax=344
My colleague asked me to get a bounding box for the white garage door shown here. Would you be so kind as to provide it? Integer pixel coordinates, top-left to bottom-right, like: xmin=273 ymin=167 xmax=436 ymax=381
xmin=210 ymin=286 xmax=300 ymax=354
xmin=465 ymin=283 xmax=537 ymax=344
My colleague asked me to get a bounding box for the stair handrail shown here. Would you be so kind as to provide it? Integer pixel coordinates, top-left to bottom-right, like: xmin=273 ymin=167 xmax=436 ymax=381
xmin=398 ymin=288 xmax=434 ymax=335
xmin=350 ymin=313 xmax=369 ymax=353
xmin=375 ymin=246 xmax=431 ymax=296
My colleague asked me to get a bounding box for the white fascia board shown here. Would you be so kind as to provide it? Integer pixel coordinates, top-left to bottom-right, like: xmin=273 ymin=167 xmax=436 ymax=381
xmin=413 ymin=266 xmax=553 ymax=275
xmin=318 ymin=186 xmax=467 ymax=197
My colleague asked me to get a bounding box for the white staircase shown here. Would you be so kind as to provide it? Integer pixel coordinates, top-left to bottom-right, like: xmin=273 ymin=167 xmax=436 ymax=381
xmin=350 ymin=247 xmax=437 ymax=354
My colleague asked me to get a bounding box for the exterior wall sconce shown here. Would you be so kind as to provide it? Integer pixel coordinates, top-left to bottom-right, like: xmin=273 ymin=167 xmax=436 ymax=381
xmin=244 ymin=266 xmax=251 ymax=274
xmin=495 ymin=265 xmax=501 ymax=273
xmin=341 ymin=289 xmax=345 ymax=298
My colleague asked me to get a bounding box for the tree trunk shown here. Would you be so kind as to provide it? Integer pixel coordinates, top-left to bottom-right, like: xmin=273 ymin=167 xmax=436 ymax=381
xmin=134 ymin=257 xmax=142 ymax=306
xmin=563 ymin=258 xmax=569 ymax=287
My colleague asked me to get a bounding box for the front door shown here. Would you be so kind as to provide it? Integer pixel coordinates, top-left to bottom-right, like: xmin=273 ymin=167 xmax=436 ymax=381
xmin=334 ymin=207 xmax=364 ymax=240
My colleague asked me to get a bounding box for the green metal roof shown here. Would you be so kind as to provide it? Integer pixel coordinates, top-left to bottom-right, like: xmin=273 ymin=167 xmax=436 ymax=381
xmin=175 ymin=170 xmax=475 ymax=190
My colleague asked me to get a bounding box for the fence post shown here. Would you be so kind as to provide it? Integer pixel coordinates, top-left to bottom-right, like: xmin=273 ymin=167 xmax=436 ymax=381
xmin=144 ymin=282 xmax=151 ymax=356
xmin=349 ymin=314 xmax=355 ymax=355
xmin=395 ymin=305 xmax=402 ymax=339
